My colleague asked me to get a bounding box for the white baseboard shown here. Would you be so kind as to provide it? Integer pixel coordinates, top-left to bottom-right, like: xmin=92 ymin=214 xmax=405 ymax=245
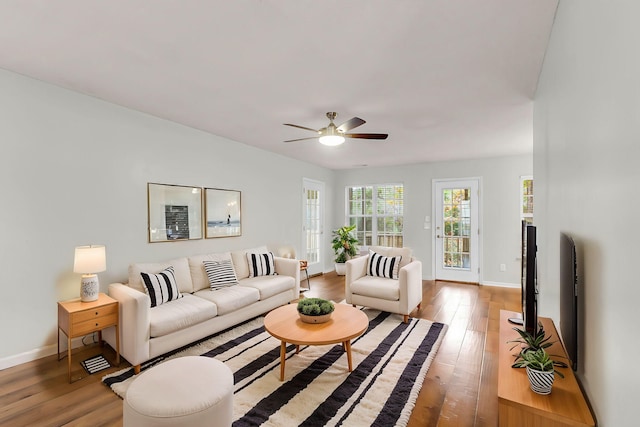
xmin=0 ymin=336 xmax=87 ymax=371
xmin=481 ymin=280 xmax=520 ymax=288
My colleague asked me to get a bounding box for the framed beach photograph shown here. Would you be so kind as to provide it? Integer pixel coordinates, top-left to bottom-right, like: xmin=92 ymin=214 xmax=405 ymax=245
xmin=147 ymin=183 xmax=203 ymax=242
xmin=205 ymin=188 xmax=241 ymax=238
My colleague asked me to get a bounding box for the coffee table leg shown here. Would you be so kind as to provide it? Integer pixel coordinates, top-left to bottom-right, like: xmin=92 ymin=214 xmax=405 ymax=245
xmin=280 ymin=341 xmax=286 ymax=381
xmin=345 ymin=340 xmax=353 ymax=372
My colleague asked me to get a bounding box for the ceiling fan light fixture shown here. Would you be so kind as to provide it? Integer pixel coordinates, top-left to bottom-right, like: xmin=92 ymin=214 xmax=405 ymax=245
xmin=319 ymin=135 xmax=345 ymax=146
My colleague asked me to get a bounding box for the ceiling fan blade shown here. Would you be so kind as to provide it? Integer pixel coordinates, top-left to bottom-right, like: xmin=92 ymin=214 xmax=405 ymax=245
xmin=283 ymin=137 xmax=318 ymax=143
xmin=283 ymin=123 xmax=320 ymax=133
xmin=344 ymin=133 xmax=389 ymax=140
xmin=337 ymin=117 xmax=366 ymax=132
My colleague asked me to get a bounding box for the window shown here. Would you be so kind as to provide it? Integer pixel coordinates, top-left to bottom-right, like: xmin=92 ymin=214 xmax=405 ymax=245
xmin=521 ymin=176 xmax=534 ymax=224
xmin=346 ymin=184 xmax=404 ymax=248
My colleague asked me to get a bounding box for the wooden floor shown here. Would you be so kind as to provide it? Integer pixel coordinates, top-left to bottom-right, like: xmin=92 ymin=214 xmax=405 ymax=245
xmin=0 ymin=274 xmax=520 ymax=426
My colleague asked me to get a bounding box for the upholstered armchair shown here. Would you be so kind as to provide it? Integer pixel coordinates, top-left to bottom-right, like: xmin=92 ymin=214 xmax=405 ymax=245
xmin=345 ymin=246 xmax=422 ymax=323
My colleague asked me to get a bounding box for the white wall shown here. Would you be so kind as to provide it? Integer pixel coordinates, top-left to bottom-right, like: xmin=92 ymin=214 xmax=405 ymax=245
xmin=0 ymin=69 xmax=334 ymax=364
xmin=333 ymin=155 xmax=532 ymax=285
xmin=534 ymin=1 xmax=640 ymax=425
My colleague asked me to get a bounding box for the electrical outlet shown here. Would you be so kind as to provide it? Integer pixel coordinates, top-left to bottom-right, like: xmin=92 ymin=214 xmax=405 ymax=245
xmin=499 ymin=263 xmax=506 ymax=272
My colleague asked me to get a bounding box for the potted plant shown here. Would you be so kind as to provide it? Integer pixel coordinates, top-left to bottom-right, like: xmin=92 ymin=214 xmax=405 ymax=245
xmin=508 ymin=322 xmax=553 ymax=362
xmin=297 ymin=298 xmax=335 ymax=324
xmin=508 ymin=322 xmax=568 ymax=369
xmin=331 ymin=225 xmax=359 ymax=275
xmin=518 ymin=348 xmax=564 ymax=395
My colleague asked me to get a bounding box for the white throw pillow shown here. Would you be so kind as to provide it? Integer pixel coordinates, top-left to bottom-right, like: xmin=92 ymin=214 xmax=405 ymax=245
xmin=367 ymin=251 xmax=402 ymax=279
xmin=203 ymin=259 xmax=239 ymax=290
xmin=140 ymin=266 xmax=182 ymax=307
xmin=369 ymin=246 xmax=412 ymax=268
xmin=188 ymin=252 xmax=233 ymax=291
xmin=246 ymin=252 xmax=277 ymax=277
xmin=231 ymin=246 xmax=269 ymax=279
xmin=129 ymin=257 xmax=193 ymax=294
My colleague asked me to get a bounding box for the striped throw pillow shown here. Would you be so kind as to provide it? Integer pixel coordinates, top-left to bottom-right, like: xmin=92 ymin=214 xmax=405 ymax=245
xmin=203 ymin=259 xmax=239 ymax=290
xmin=140 ymin=266 xmax=182 ymax=307
xmin=368 ymin=251 xmax=402 ymax=279
xmin=247 ymin=252 xmax=276 ymax=277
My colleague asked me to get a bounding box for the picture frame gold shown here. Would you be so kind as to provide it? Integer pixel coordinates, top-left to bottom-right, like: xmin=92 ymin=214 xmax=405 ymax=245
xmin=147 ymin=183 xmax=203 ymax=242
xmin=205 ymin=188 xmax=242 ymax=238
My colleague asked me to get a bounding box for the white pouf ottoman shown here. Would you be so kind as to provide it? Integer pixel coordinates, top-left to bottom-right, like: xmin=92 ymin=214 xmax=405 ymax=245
xmin=123 ymin=356 xmax=233 ymax=427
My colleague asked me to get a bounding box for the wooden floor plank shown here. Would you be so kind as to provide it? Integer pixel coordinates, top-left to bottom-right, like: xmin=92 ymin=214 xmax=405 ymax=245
xmin=0 ymin=273 xmax=519 ymax=426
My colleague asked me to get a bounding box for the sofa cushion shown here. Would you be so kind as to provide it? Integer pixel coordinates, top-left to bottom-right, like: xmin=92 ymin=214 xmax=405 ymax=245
xmin=369 ymin=246 xmax=412 ymax=268
xmin=239 ymin=275 xmax=294 ymax=300
xmin=247 ymin=252 xmax=276 ymax=277
xmin=368 ymin=251 xmax=402 ymax=279
xmin=203 ymin=259 xmax=239 ymax=290
xmin=129 ymin=257 xmax=193 ymax=294
xmin=350 ymin=276 xmax=400 ymax=301
xmin=140 ymin=267 xmax=183 ymax=308
xmin=231 ymin=246 xmax=268 ymax=279
xmin=188 ymin=252 xmax=233 ymax=291
xmin=149 ymin=294 xmax=218 ymax=338
xmin=193 ymin=286 xmax=260 ymax=316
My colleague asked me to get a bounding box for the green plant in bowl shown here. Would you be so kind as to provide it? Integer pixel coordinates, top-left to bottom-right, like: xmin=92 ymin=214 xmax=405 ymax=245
xmin=297 ymin=298 xmax=335 ymax=316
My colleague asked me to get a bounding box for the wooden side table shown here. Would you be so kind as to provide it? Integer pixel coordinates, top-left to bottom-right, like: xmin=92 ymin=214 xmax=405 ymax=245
xmin=57 ymin=292 xmax=120 ymax=383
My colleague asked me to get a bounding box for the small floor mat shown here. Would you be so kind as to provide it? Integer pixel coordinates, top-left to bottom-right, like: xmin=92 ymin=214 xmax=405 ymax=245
xmin=81 ymin=355 xmax=111 ymax=375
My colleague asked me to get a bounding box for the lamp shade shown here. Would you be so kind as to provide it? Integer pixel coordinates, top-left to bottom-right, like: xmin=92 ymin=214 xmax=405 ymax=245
xmin=73 ymin=245 xmax=106 ymax=274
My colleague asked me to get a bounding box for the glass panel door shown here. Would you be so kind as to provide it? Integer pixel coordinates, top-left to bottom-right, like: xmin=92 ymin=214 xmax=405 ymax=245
xmin=434 ymin=179 xmax=480 ymax=283
xmin=303 ymin=179 xmax=324 ymax=275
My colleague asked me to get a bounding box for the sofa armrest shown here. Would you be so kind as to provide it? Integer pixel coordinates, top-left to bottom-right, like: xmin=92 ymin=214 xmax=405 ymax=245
xmin=398 ymin=260 xmax=423 ymax=314
xmin=346 ymin=255 xmax=369 ymax=303
xmin=103 ymin=283 xmax=151 ymax=367
xmin=274 ymin=256 xmax=300 ymax=297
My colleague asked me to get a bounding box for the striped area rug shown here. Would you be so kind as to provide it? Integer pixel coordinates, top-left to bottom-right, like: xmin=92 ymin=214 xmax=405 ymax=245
xmin=103 ymin=309 xmax=446 ymax=426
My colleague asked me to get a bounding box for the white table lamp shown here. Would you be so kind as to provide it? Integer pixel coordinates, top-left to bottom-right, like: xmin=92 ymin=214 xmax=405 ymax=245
xmin=74 ymin=245 xmax=106 ymax=302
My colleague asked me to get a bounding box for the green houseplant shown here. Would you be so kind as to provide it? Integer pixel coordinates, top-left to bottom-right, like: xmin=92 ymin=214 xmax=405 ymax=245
xmin=508 ymin=322 xmax=553 ymax=362
xmin=508 ymin=322 xmax=568 ymax=369
xmin=518 ymin=348 xmax=564 ymax=395
xmin=508 ymin=322 xmax=567 ymax=395
xmin=331 ymin=225 xmax=359 ymax=275
xmin=297 ymin=298 xmax=335 ymax=324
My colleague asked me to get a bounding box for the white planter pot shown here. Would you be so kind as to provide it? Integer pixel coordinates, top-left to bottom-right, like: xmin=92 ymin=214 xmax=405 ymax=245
xmin=335 ymin=263 xmax=346 ymax=275
xmin=526 ymin=366 xmax=554 ymax=395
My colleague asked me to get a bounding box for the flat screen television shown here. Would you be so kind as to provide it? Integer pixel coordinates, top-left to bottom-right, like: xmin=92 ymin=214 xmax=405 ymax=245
xmin=509 ymin=221 xmax=538 ymax=337
xmin=560 ymin=232 xmax=578 ymax=371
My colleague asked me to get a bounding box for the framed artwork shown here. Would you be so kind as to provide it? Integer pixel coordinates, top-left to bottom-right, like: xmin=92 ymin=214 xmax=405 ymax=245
xmin=147 ymin=183 xmax=203 ymax=242
xmin=205 ymin=188 xmax=242 ymax=238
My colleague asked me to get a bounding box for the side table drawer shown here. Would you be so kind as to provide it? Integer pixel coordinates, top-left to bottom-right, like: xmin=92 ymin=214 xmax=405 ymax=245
xmin=72 ymin=303 xmax=117 ymax=323
xmin=71 ymin=313 xmax=118 ymax=336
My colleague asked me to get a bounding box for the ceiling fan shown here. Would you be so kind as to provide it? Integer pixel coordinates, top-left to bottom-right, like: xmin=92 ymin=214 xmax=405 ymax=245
xmin=284 ymin=112 xmax=388 ymax=146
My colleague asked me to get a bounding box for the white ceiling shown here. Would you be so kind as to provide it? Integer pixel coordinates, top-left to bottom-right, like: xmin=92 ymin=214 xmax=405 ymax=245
xmin=0 ymin=0 xmax=558 ymax=170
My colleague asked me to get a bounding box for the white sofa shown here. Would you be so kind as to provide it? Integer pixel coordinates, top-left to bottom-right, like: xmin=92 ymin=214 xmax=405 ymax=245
xmin=345 ymin=246 xmax=422 ymax=323
xmin=103 ymin=246 xmax=299 ymax=373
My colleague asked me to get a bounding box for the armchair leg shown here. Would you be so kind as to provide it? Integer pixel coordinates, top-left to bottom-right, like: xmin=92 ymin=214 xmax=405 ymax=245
xmin=403 ymin=314 xmax=409 ymax=323
xmin=134 ymin=364 xmax=141 ymax=375
xmin=418 ymin=303 xmax=421 ymax=309
xmin=352 ymin=304 xmax=356 ymax=308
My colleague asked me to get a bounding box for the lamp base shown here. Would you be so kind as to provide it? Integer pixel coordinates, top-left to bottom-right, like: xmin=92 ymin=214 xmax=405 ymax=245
xmin=80 ymin=274 xmax=100 ymax=302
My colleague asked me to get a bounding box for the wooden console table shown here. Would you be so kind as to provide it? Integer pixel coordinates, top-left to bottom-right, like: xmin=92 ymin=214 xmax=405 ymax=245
xmin=498 ymin=310 xmax=595 ymax=427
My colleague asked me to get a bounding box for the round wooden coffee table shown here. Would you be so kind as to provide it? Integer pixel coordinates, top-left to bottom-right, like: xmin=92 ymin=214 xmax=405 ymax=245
xmin=264 ymin=304 xmax=369 ymax=381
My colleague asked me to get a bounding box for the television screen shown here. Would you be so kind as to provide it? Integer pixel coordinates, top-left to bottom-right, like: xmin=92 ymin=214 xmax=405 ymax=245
xmin=508 ymin=221 xmax=538 ymax=336
xmin=523 ymin=224 xmax=538 ymax=336
xmin=560 ymin=232 xmax=578 ymax=371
